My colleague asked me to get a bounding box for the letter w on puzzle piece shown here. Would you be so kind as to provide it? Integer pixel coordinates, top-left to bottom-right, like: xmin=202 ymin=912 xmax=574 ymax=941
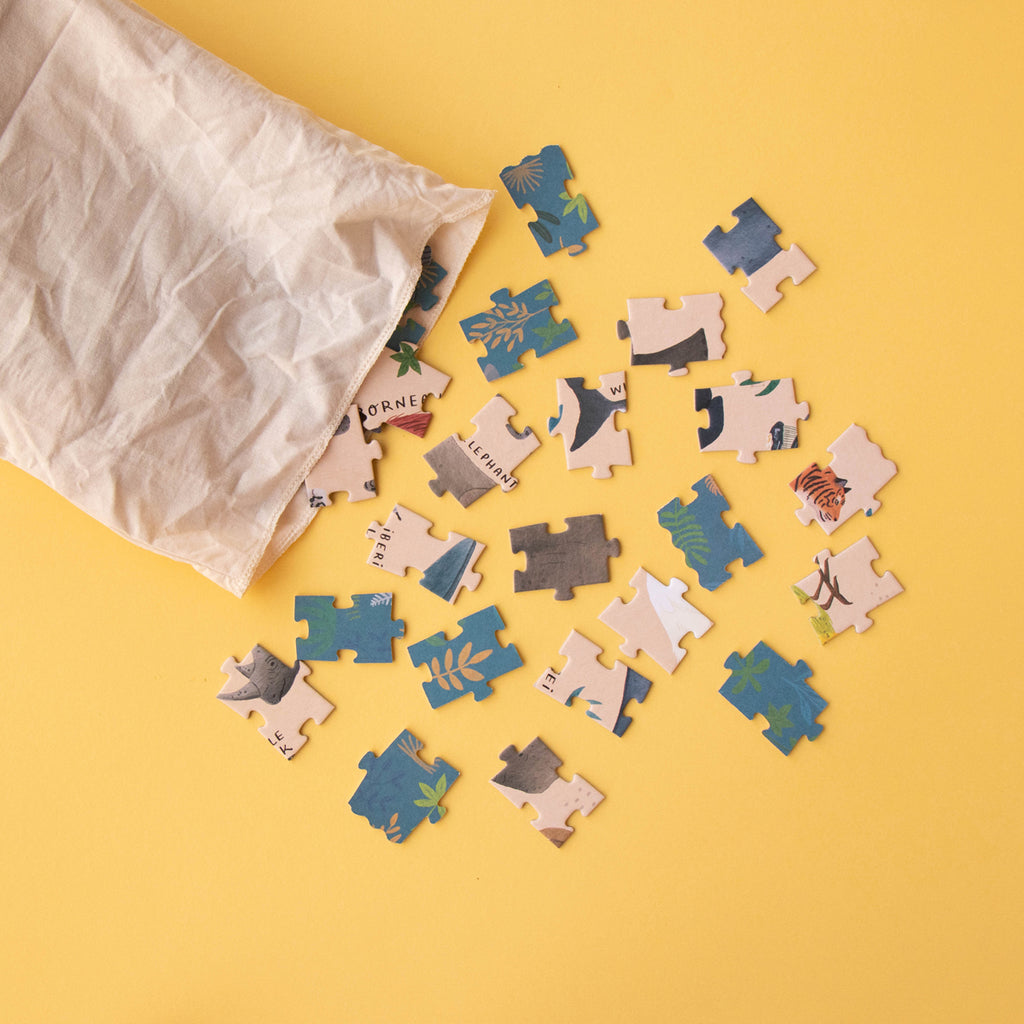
xmin=294 ymin=593 xmax=405 ymax=663
xmin=548 ymin=371 xmax=631 ymax=479
xmin=616 ymin=293 xmax=725 ymax=376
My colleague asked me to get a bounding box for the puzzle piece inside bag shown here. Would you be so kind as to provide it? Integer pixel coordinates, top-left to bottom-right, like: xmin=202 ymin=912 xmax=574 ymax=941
xmin=657 ymin=475 xmax=763 ymax=591
xmin=407 ymin=244 xmax=448 ymax=313
xmin=349 ymin=729 xmax=459 ymax=844
xmin=703 ymin=198 xmax=816 ymax=312
xmin=510 ymin=513 xmax=620 ymax=601
xmin=791 ymin=423 xmax=897 ymax=533
xmin=720 ymin=641 xmax=826 ymax=755
xmin=424 ymin=394 xmax=540 ymax=507
xmin=500 ymin=144 xmax=597 ymax=257
xmin=792 ymin=536 xmax=903 ymax=643
xmin=599 ymin=567 xmax=713 ymax=674
xmin=490 ymin=737 xmax=603 ymax=847
xmin=548 ymin=371 xmax=631 ymax=479
xmin=695 ymin=371 xmax=809 ymax=463
xmin=535 ymin=629 xmax=653 ymax=737
xmin=366 ymin=503 xmax=483 ymax=604
xmin=304 ymin=405 xmax=382 ymax=507
xmin=216 ymin=644 xmax=332 ymax=760
xmin=294 ymin=593 xmax=405 ymax=663
xmin=460 ymin=280 xmax=577 ymax=380
xmin=408 ymin=604 xmax=523 ymax=708
xmin=616 ymin=293 xmax=725 ymax=375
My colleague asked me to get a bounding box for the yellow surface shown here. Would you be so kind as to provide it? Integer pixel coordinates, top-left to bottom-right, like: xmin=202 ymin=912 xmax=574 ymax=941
xmin=3 ymin=1 xmax=1022 ymax=1021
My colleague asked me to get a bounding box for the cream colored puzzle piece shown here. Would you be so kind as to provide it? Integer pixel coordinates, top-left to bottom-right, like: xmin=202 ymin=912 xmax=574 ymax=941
xmin=305 ymin=404 xmax=383 ymax=506
xmin=550 ymin=371 xmax=631 ymax=479
xmin=620 ymin=293 xmax=725 ymax=375
xmin=741 ymin=244 xmax=816 ymax=312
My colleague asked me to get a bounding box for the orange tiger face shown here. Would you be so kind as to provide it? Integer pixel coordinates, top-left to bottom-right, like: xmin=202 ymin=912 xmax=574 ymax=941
xmin=791 ymin=464 xmax=850 ymax=522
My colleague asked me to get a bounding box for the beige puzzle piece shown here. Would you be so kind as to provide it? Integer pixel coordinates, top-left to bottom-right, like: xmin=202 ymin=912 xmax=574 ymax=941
xmin=617 ymin=293 xmax=725 ymax=375
xmin=741 ymin=244 xmax=816 ymax=312
xmin=305 ymin=404 xmax=383 ymax=506
xmin=549 ymin=371 xmax=631 ymax=479
xmin=354 ymin=348 xmax=451 ymax=435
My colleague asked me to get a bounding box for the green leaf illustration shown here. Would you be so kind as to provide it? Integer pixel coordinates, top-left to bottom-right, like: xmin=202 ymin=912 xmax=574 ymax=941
xmin=531 ymin=317 xmax=572 ymax=352
xmin=390 ymin=342 xmax=422 ymax=377
xmin=657 ymin=499 xmax=711 ymax=565
xmin=560 ymin=191 xmax=590 ymax=223
xmin=730 ymin=654 xmax=771 ymax=695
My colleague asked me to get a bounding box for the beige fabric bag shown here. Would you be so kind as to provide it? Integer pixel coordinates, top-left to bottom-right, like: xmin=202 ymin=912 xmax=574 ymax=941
xmin=0 ymin=0 xmax=492 ymax=595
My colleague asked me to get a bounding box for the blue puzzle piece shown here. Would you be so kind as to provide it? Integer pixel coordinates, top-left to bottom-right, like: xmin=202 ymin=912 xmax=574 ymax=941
xmin=408 ymin=244 xmax=447 ymax=311
xmin=657 ymin=475 xmax=763 ymax=591
xmin=720 ymin=642 xmax=826 ymax=755
xmin=349 ymin=730 xmax=459 ymax=843
xmin=500 ymin=144 xmax=597 ymax=257
xmin=703 ymin=198 xmax=782 ymax=276
xmin=294 ymin=593 xmax=405 ymax=663
xmin=408 ymin=605 xmax=523 ymax=709
xmin=384 ymin=318 xmax=426 ymax=352
xmin=459 ymin=280 xmax=577 ymax=380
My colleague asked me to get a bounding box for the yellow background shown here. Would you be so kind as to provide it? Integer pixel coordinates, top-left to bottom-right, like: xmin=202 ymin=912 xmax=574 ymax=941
xmin=3 ymin=1 xmax=1022 ymax=1021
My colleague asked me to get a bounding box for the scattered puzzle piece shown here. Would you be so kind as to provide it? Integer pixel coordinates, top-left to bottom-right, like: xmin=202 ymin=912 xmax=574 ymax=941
xmin=424 ymin=395 xmax=540 ymax=507
xmin=535 ymin=629 xmax=653 ymax=736
xmin=695 ymin=370 xmax=809 ymax=463
xmin=599 ymin=567 xmax=713 ymax=673
xmin=658 ymin=475 xmax=763 ymax=591
xmin=616 ymin=293 xmax=725 ymax=375
xmin=490 ymin=737 xmax=603 ymax=847
xmin=349 ymin=729 xmax=458 ymax=843
xmin=460 ymin=280 xmax=577 ymax=380
xmin=500 ymin=144 xmax=597 ymax=257
xmin=548 ymin=371 xmax=631 ymax=479
xmin=792 ymin=536 xmax=903 ymax=643
xmin=217 ymin=644 xmax=332 ymax=760
xmin=294 ymin=593 xmax=405 ymax=663
xmin=791 ymin=423 xmax=897 ymax=533
xmin=366 ymin=503 xmax=483 ymax=603
xmin=720 ymin=641 xmax=826 ymax=755
xmin=408 ymin=604 xmax=523 ymax=708
xmin=509 ymin=514 xmax=620 ymax=601
xmin=305 ymin=405 xmax=383 ymax=507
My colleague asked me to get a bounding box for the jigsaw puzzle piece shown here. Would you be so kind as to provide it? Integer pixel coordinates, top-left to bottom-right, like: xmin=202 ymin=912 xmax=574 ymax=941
xmin=490 ymin=737 xmax=603 ymax=847
xmin=599 ymin=567 xmax=713 ymax=673
xmin=657 ymin=475 xmax=763 ymax=591
xmin=720 ymin=642 xmax=826 ymax=755
xmin=459 ymin=280 xmax=577 ymax=380
xmin=500 ymin=144 xmax=597 ymax=256
xmin=217 ymin=644 xmax=332 ymax=760
xmin=741 ymin=245 xmax=816 ymax=312
xmin=366 ymin=503 xmax=483 ymax=603
xmin=792 ymin=536 xmax=903 ymax=643
xmin=509 ymin=513 xmax=620 ymax=601
xmin=695 ymin=370 xmax=809 ymax=463
xmin=294 ymin=593 xmax=405 ymax=663
xmin=304 ymin=405 xmax=383 ymax=507
xmin=353 ymin=338 xmax=450 ymax=436
xmin=791 ymin=423 xmax=897 ymax=533
xmin=548 ymin=371 xmax=631 ymax=479
xmin=349 ymin=730 xmax=459 ymax=843
xmin=408 ymin=604 xmax=523 ymax=708
xmin=424 ymin=395 xmax=540 ymax=507
xmin=407 ymin=244 xmax=448 ymax=312
xmin=616 ymin=294 xmax=725 ymax=376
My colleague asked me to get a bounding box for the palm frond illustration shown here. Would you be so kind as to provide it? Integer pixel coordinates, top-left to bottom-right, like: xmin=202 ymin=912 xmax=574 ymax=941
xmin=658 ymin=498 xmax=711 ymax=565
xmin=429 ymin=642 xmax=493 ymax=691
xmin=500 ymin=157 xmax=544 ymax=194
xmin=397 ymin=732 xmax=436 ymax=773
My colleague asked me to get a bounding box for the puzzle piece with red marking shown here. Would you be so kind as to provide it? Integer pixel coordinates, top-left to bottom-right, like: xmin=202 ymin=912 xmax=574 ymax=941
xmin=305 ymin=405 xmax=382 ymax=507
xmin=294 ymin=593 xmax=404 ymax=663
xmin=616 ymin=293 xmax=725 ymax=375
xmin=510 ymin=514 xmax=620 ymax=601
xmin=548 ymin=371 xmax=631 ymax=479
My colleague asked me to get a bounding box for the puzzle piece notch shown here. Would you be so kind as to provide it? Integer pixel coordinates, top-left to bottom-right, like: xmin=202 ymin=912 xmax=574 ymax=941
xmin=305 ymin=405 xmax=383 ymax=507
xmin=349 ymin=729 xmax=459 ymax=843
xmin=490 ymin=737 xmax=603 ymax=847
xmin=510 ymin=514 xmax=620 ymax=601
xmin=408 ymin=604 xmax=524 ymax=708
xmin=599 ymin=567 xmax=713 ymax=673
xmin=791 ymin=423 xmax=897 ymax=533
xmin=548 ymin=371 xmax=631 ymax=479
xmin=720 ymin=641 xmax=826 ymax=755
xmin=354 ymin=336 xmax=450 ymax=436
xmin=499 ymin=144 xmax=598 ymax=257
xmin=366 ymin=503 xmax=483 ymax=604
xmin=294 ymin=593 xmax=405 ymax=663
xmin=792 ymin=536 xmax=903 ymax=643
xmin=217 ymin=644 xmax=332 ymax=760
xmin=657 ymin=475 xmax=763 ymax=591
xmin=616 ymin=294 xmax=726 ymax=376
xmin=741 ymin=245 xmax=816 ymax=312
xmin=695 ymin=370 xmax=810 ymax=463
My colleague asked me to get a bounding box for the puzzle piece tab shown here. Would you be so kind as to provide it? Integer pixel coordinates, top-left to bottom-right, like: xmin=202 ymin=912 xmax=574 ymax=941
xmin=366 ymin=504 xmax=483 ymax=604
xmin=658 ymin=475 xmax=763 ymax=591
xmin=217 ymin=644 xmax=332 ymax=760
xmin=720 ymin=642 xmax=826 ymax=755
xmin=599 ymin=567 xmax=713 ymax=674
xmin=294 ymin=593 xmax=404 ymax=663
xmin=353 ymin=339 xmax=450 ymax=436
xmin=349 ymin=730 xmax=459 ymax=843
xmin=500 ymin=144 xmax=597 ymax=257
xmin=510 ymin=514 xmax=620 ymax=601
xmin=490 ymin=737 xmax=603 ymax=847
xmin=305 ymin=405 xmax=383 ymax=507
xmin=695 ymin=370 xmax=809 ymax=463
xmin=616 ymin=294 xmax=725 ymax=376
xmin=792 ymin=536 xmax=903 ymax=643
xmin=460 ymin=280 xmax=577 ymax=380
xmin=548 ymin=371 xmax=631 ymax=479
xmin=408 ymin=604 xmax=523 ymax=708
xmin=424 ymin=395 xmax=540 ymax=507
xmin=791 ymin=423 xmax=897 ymax=534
